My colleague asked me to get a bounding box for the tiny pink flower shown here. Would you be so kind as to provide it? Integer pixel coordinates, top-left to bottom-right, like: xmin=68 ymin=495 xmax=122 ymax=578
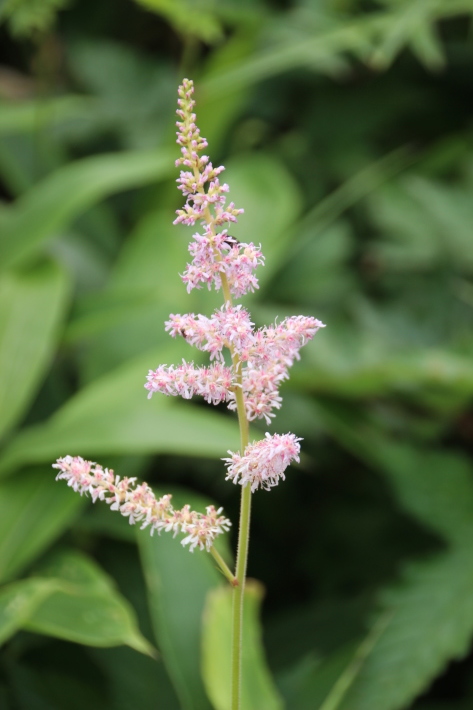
xmin=223 ymin=433 xmax=302 ymax=492
xmin=145 ymin=361 xmax=233 ymax=404
xmin=53 ymin=456 xmax=231 ymax=551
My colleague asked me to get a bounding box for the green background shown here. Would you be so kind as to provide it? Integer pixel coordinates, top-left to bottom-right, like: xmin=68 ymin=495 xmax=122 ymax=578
xmin=1 ymin=0 xmax=473 ymax=708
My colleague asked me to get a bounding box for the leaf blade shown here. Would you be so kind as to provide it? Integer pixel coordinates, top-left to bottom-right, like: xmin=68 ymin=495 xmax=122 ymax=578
xmin=0 ymin=260 xmax=70 ymax=440
xmin=0 ymin=149 xmax=173 ymax=271
xmin=202 ymin=580 xmax=284 ymax=710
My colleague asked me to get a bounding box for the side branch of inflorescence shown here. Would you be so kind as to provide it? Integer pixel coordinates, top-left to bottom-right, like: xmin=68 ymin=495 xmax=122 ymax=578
xmin=53 ymin=456 xmax=231 ymax=552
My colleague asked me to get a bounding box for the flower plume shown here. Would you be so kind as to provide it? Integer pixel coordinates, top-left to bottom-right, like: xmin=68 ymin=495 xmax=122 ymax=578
xmin=174 ymin=78 xmax=264 ymax=298
xmin=144 ymin=77 xmax=326 ymax=488
xmin=53 ymin=456 xmax=231 ymax=551
xmin=223 ymin=433 xmax=302 ymax=492
xmin=53 ymin=77 xmax=326 ymax=565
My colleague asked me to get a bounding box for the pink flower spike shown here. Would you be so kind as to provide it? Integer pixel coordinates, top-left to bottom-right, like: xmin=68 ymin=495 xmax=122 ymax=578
xmin=145 ymin=361 xmax=233 ymax=405
xmin=53 ymin=456 xmax=231 ymax=551
xmin=173 ymin=79 xmax=264 ymax=298
xmin=223 ymin=433 xmax=302 ymax=492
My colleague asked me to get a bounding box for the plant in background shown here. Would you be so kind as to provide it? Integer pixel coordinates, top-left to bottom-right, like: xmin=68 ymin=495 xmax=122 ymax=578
xmin=53 ymin=78 xmax=325 ymax=710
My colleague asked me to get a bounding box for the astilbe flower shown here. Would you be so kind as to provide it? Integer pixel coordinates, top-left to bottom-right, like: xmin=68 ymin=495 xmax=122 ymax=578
xmin=53 ymin=456 xmax=231 ymax=551
xmin=148 ymin=304 xmax=324 ymax=424
xmin=224 ymin=433 xmax=302 ymax=492
xmin=173 ymin=79 xmax=263 ymax=298
xmin=53 ymin=78 xmax=325 ymax=561
xmin=145 ymin=77 xmax=326 ymax=496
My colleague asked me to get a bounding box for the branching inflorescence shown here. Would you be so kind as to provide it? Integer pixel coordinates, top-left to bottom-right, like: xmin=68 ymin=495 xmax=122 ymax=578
xmin=53 ymin=77 xmax=324 ymax=556
xmin=53 ymin=455 xmax=230 ymax=551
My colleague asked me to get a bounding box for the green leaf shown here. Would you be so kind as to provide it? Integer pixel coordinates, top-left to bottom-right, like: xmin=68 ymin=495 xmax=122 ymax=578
xmin=0 ymin=578 xmax=59 ymax=645
xmin=0 ymin=344 xmax=241 ymax=476
xmin=0 ymin=259 xmax=70 ymax=441
xmin=367 ymin=442 xmax=473 ymax=545
xmin=339 ymin=545 xmax=473 ymax=710
xmin=138 ymin=488 xmax=231 ymax=710
xmin=0 ymin=149 xmax=173 ymax=271
xmin=25 ymin=549 xmax=155 ymax=656
xmin=133 ymin=0 xmax=224 ymax=43
xmin=202 ymin=580 xmax=284 ymax=710
xmin=0 ymin=96 xmax=95 ymax=135
xmin=0 ymin=469 xmax=85 ymax=584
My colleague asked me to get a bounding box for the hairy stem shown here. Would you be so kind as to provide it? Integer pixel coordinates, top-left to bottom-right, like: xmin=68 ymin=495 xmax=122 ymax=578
xmin=198 ymin=200 xmax=251 ymax=709
xmin=230 ymin=375 xmax=251 ymax=710
xmin=210 ymin=545 xmax=238 ymax=586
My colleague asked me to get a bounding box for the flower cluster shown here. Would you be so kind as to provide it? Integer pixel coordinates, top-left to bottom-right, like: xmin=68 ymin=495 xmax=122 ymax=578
xmin=144 ymin=77 xmax=325 ymax=500
xmin=223 ymin=433 xmax=302 ymax=492
xmin=145 ymin=361 xmax=233 ymax=405
xmin=174 ymin=78 xmax=263 ymax=298
xmin=147 ymin=304 xmax=324 ymax=424
xmin=53 ymin=456 xmax=231 ymax=551
xmin=144 ymin=78 xmax=325 ymax=433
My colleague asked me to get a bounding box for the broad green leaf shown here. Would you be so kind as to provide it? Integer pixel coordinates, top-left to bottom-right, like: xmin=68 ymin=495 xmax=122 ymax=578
xmin=0 ymin=259 xmax=70 ymax=441
xmin=367 ymin=442 xmax=473 ymax=545
xmin=0 ymin=578 xmax=59 ymax=645
xmin=25 ymin=549 xmax=154 ymax=656
xmin=0 ymin=344 xmax=241 ymax=476
xmin=0 ymin=469 xmax=84 ymax=584
xmin=0 ymin=149 xmax=173 ymax=271
xmin=202 ymin=580 xmax=283 ymax=710
xmin=339 ymin=545 xmax=473 ymax=710
xmin=0 ymin=96 xmax=94 ymax=134
xmin=138 ymin=488 xmax=231 ymax=710
xmin=133 ymin=0 xmax=223 ymax=43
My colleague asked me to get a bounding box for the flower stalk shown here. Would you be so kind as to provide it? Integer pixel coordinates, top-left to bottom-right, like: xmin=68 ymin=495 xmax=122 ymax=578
xmin=53 ymin=77 xmax=325 ymax=710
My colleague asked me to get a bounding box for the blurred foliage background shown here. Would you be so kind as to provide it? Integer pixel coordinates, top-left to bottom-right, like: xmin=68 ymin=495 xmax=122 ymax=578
xmin=1 ymin=0 xmax=473 ymax=708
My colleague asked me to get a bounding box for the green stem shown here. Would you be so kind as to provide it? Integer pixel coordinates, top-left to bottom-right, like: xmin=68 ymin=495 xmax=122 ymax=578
xmin=231 ymin=483 xmax=252 ymax=710
xmin=210 ymin=545 xmax=238 ymax=586
xmin=230 ymin=380 xmax=251 ymax=710
xmin=194 ymin=194 xmax=250 ymax=708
